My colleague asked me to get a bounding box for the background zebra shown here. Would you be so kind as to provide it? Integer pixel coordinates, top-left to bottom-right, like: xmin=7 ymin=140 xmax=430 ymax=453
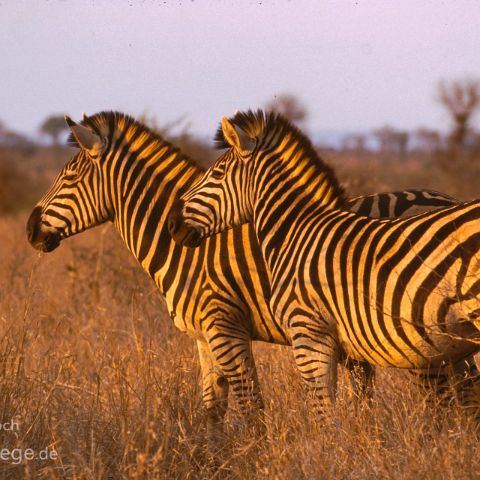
xmin=26 ymin=112 xmax=460 ymax=440
xmin=169 ymin=110 xmax=480 ymax=413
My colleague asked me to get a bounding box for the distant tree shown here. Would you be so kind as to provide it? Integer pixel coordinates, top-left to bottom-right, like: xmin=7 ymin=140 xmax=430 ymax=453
xmin=265 ymin=93 xmax=308 ymax=127
xmin=396 ymin=131 xmax=409 ymax=159
xmin=438 ymin=79 xmax=480 ymax=149
xmin=39 ymin=114 xmax=68 ymax=145
xmin=414 ymin=127 xmax=443 ymax=153
xmin=342 ymin=133 xmax=367 ymax=153
xmin=0 ymin=119 xmax=33 ymax=151
xmin=373 ymin=126 xmax=409 ymax=158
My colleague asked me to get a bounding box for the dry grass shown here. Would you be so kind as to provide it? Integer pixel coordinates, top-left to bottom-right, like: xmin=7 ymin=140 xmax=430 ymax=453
xmin=0 ymin=211 xmax=479 ymax=479
xmin=2 ymin=149 xmax=480 ymax=478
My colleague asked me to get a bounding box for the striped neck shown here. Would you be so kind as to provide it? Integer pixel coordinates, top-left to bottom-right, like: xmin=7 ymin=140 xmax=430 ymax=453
xmin=250 ymin=127 xmax=345 ymax=269
xmin=92 ymin=114 xmax=203 ymax=281
xmin=215 ymin=111 xmax=345 ymax=266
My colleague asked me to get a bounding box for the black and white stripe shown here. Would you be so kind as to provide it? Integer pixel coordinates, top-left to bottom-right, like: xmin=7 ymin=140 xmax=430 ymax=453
xmin=170 ymin=110 xmax=480 ymax=412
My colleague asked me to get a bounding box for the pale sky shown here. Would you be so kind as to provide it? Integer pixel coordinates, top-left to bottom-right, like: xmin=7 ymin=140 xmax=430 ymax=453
xmin=1 ymin=0 xmax=480 ymax=139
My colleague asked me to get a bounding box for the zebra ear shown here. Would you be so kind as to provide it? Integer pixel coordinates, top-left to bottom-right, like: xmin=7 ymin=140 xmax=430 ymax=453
xmin=221 ymin=116 xmax=254 ymax=156
xmin=65 ymin=115 xmax=104 ymax=155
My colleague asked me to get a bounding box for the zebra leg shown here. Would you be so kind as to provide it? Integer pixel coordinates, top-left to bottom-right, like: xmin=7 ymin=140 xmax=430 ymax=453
xmin=409 ymin=364 xmax=452 ymax=404
xmin=410 ymin=356 xmax=480 ymax=411
xmin=205 ymin=332 xmax=265 ymax=419
xmin=197 ymin=339 xmax=229 ymax=446
xmin=343 ymin=357 xmax=375 ymax=400
xmin=448 ymin=356 xmax=480 ymax=410
xmin=289 ymin=317 xmax=339 ymax=415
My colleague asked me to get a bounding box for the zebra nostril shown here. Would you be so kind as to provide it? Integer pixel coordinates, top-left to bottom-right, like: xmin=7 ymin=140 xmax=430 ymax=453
xmin=26 ymin=206 xmax=42 ymax=243
xmin=168 ymin=199 xmax=185 ymax=235
xmin=168 ymin=216 xmax=177 ymax=235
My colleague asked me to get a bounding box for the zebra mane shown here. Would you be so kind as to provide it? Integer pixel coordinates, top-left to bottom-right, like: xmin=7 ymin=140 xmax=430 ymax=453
xmin=214 ymin=109 xmax=346 ymax=203
xmin=66 ymin=111 xmax=129 ymax=148
xmin=214 ymin=109 xmax=267 ymax=149
xmin=66 ymin=111 xmax=191 ymax=164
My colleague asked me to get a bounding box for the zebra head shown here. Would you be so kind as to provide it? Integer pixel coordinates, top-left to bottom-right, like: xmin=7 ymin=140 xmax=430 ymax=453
xmin=27 ymin=115 xmax=112 ymax=252
xmin=168 ymin=113 xmax=257 ymax=247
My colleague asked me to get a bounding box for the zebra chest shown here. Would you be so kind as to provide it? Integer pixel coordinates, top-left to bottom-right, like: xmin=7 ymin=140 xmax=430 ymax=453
xmin=170 ymin=307 xmax=206 ymax=340
xmin=163 ymin=287 xmax=206 ymax=340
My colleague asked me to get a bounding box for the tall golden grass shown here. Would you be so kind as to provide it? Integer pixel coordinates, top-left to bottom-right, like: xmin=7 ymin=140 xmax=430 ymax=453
xmin=2 ymin=150 xmax=480 ymax=479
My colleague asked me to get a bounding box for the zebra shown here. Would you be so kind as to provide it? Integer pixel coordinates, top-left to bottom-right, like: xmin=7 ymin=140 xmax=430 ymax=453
xmin=25 ymin=112 xmax=460 ymax=437
xmin=168 ymin=109 xmax=480 ymax=413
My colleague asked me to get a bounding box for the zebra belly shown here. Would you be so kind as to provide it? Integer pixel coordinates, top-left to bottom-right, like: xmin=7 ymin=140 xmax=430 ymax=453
xmin=333 ymin=248 xmax=480 ymax=369
xmin=337 ymin=323 xmax=478 ymax=369
xmin=335 ymin=290 xmax=480 ymax=370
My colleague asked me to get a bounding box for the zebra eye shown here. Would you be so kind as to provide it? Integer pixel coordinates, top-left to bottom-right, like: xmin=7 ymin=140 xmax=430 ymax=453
xmin=63 ymin=173 xmax=77 ymax=181
xmin=211 ymin=169 xmax=224 ymax=180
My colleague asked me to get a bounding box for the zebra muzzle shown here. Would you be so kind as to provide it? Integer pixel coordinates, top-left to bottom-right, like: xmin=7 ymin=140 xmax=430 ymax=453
xmin=26 ymin=207 xmax=61 ymax=252
xmin=168 ymin=199 xmax=203 ymax=248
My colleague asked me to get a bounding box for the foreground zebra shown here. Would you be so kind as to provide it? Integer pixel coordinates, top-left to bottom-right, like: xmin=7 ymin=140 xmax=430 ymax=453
xmin=169 ymin=110 xmax=480 ymax=412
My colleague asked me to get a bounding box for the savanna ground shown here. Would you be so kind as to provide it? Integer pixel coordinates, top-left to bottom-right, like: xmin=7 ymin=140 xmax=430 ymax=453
xmin=1 ymin=142 xmax=480 ymax=479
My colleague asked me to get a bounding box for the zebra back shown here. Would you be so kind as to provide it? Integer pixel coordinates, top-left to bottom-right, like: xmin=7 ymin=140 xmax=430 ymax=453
xmin=345 ymin=189 xmax=458 ymax=217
